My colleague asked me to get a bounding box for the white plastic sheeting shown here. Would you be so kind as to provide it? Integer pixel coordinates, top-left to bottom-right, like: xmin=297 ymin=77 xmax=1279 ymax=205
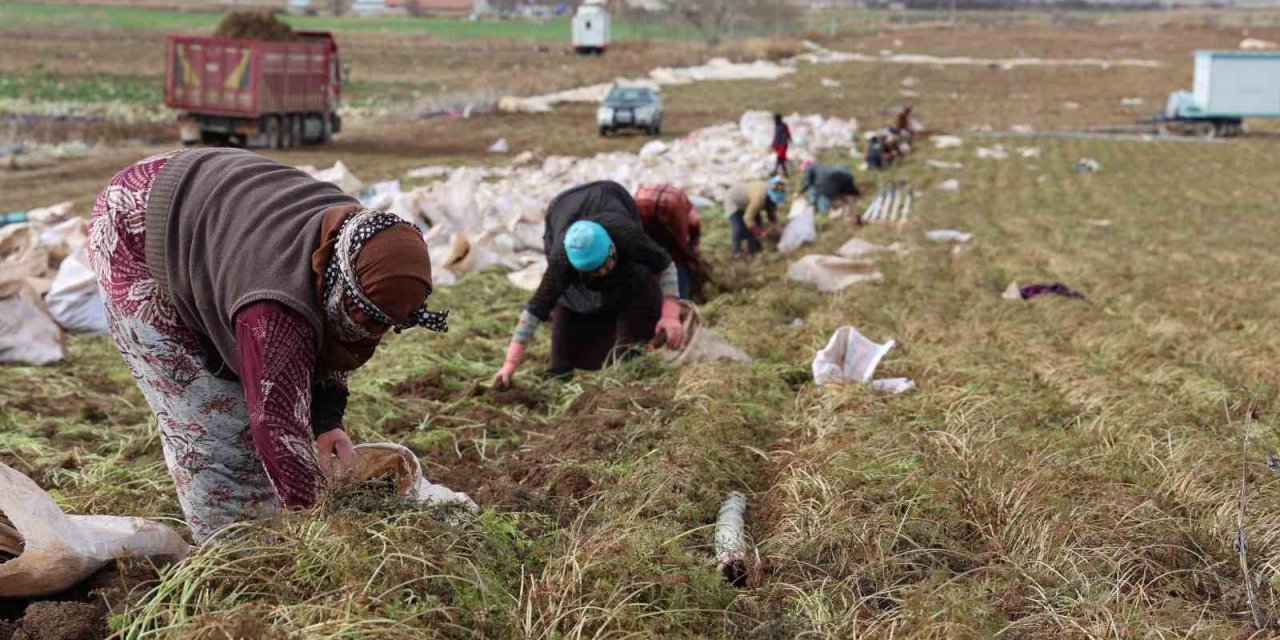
xmin=0 ymin=462 xmax=190 ymax=598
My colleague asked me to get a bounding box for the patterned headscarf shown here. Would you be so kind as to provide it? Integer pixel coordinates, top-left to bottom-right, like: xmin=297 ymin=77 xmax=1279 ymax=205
xmin=322 ymin=208 xmax=448 ymax=338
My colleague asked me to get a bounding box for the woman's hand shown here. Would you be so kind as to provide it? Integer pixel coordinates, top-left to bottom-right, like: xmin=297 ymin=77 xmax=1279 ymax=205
xmin=316 ymin=428 xmax=357 ymax=480
xmin=655 ymin=298 xmax=686 ymax=350
xmin=492 ymin=341 xmax=527 ymax=391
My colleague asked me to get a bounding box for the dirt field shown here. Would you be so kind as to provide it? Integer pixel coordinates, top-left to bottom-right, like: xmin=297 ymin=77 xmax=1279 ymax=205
xmin=5 ymin=6 xmax=1280 ymax=639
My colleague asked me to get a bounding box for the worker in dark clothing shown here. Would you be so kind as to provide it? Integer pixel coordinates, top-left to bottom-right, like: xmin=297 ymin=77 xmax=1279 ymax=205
xmin=772 ymin=113 xmax=792 ymax=176
xmin=798 ymin=161 xmax=861 ymax=215
xmin=865 ymin=135 xmax=885 ymax=171
xmin=492 ymin=181 xmax=685 ymax=388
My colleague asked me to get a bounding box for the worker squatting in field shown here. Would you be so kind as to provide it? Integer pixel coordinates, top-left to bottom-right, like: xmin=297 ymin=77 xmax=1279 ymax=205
xmin=492 ymin=181 xmax=688 ymax=389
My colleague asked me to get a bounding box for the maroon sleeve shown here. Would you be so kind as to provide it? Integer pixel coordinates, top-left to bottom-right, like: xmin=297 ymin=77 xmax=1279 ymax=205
xmin=234 ymin=300 xmax=325 ymax=510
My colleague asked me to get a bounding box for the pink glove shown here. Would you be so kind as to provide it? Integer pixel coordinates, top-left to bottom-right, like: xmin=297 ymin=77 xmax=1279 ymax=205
xmin=492 ymin=341 xmax=526 ymax=391
xmin=654 ymin=298 xmax=685 ymax=350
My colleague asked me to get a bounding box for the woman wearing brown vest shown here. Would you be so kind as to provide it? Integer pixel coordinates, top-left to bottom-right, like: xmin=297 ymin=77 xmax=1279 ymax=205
xmin=88 ymin=148 xmax=448 ymax=542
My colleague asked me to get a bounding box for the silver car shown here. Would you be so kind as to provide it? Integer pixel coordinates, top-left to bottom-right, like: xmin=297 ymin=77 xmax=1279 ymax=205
xmin=597 ymin=85 xmax=663 ymax=136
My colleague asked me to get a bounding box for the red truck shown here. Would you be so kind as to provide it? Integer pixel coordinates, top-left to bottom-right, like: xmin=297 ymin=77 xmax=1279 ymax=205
xmin=165 ymin=31 xmax=344 ymax=147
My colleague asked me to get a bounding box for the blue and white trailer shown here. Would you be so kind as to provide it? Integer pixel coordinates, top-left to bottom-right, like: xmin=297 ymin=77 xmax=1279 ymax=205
xmin=1158 ymin=50 xmax=1280 ymax=137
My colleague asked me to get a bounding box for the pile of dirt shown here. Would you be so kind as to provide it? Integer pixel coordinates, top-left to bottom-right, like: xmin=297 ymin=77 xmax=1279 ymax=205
xmin=416 ymin=386 xmax=668 ymax=520
xmin=0 ymin=560 xmax=158 ymax=640
xmin=389 ymin=370 xmax=543 ymax=410
xmin=212 ymin=10 xmax=297 ymax=42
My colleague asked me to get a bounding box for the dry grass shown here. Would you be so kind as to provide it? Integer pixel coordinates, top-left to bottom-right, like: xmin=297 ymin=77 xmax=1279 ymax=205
xmin=6 ymin=9 xmax=1280 ymax=639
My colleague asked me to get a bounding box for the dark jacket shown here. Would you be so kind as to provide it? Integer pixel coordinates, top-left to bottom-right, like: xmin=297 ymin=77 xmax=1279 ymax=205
xmin=526 ymin=181 xmax=673 ymax=319
xmin=799 ymin=164 xmax=860 ymax=199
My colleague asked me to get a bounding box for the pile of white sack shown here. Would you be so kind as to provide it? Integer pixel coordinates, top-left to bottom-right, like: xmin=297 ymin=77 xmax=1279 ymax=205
xmin=1 ymin=202 xmax=110 ymax=366
xmin=303 ymin=110 xmax=859 ymax=291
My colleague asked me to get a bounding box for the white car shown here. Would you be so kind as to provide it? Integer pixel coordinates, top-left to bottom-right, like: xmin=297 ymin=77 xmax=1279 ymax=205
xmin=596 ymin=85 xmax=663 ymax=136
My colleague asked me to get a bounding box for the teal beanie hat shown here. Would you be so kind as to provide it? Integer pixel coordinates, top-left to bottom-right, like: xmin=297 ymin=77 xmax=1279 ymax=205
xmin=565 ymin=220 xmax=613 ymax=271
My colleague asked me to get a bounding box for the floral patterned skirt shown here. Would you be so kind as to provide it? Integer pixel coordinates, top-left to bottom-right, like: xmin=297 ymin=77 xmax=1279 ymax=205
xmin=88 ymin=152 xmax=279 ymax=542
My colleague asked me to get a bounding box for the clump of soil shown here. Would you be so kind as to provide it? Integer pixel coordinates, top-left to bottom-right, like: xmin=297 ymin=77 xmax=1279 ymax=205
xmin=0 ymin=560 xmax=159 ymax=640
xmin=11 ymin=602 xmax=105 ymax=640
xmin=390 ymin=371 xmax=453 ymax=403
xmin=390 ymin=370 xmax=544 ymax=410
xmin=321 ymin=475 xmax=403 ymax=516
xmin=213 ymin=10 xmax=297 ymax=42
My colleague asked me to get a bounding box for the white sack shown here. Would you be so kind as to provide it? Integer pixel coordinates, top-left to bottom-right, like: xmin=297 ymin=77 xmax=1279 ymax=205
xmin=309 ymin=161 xmax=364 ymax=195
xmin=352 ymin=443 xmax=478 ymax=511
xmin=38 ymin=217 xmax=88 ymax=261
xmin=1241 ymin=38 xmax=1278 ymax=50
xmin=663 ymin=302 xmax=751 ymax=366
xmin=812 ymin=326 xmax=895 ymax=386
xmin=639 ymin=141 xmax=668 ymax=157
xmin=46 ymin=246 xmax=108 ymax=334
xmin=26 ymin=201 xmax=74 ymax=225
xmin=787 ymin=255 xmax=883 ymax=292
xmin=836 ymin=237 xmax=906 ymax=258
xmin=925 ymin=229 xmax=972 ymax=243
xmin=0 ymin=462 xmax=190 ymax=598
xmin=777 ymin=199 xmax=817 ymax=255
xmin=360 ymin=180 xmax=401 ymax=208
xmin=935 ymin=179 xmax=960 ymax=192
xmin=976 ymin=145 xmax=1008 ymax=160
xmin=506 ymin=259 xmax=547 ymax=292
xmin=0 ymin=295 xmax=64 ymax=365
xmin=871 ymin=377 xmax=915 ymax=394
xmin=925 ymin=159 xmax=963 ymax=169
xmin=488 ymin=138 xmax=510 ymax=154
xmin=714 ymin=492 xmax=747 ymax=576
xmin=931 ymin=135 xmax=963 ymax=149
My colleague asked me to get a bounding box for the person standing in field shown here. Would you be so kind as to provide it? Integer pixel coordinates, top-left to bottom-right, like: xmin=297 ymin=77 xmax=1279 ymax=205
xmin=798 ymin=161 xmax=861 ymax=216
xmin=633 ymin=183 xmax=702 ymax=300
xmin=87 ymin=148 xmax=448 ymax=542
xmin=724 ymin=177 xmax=787 ymax=258
xmin=492 ymin=181 xmax=686 ymax=388
xmin=772 ymin=113 xmax=792 ymax=176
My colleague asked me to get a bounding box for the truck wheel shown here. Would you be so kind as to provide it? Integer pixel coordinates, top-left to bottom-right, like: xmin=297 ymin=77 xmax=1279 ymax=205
xmin=599 ymin=126 xmax=609 ymax=137
xmin=280 ymin=116 xmax=295 ymax=149
xmin=1194 ymin=121 xmax=1216 ymax=139
xmin=647 ymin=124 xmax=661 ymax=136
xmin=321 ymin=116 xmax=334 ymax=144
xmin=266 ymin=117 xmax=283 ymax=149
xmin=288 ymin=116 xmax=303 ymax=148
